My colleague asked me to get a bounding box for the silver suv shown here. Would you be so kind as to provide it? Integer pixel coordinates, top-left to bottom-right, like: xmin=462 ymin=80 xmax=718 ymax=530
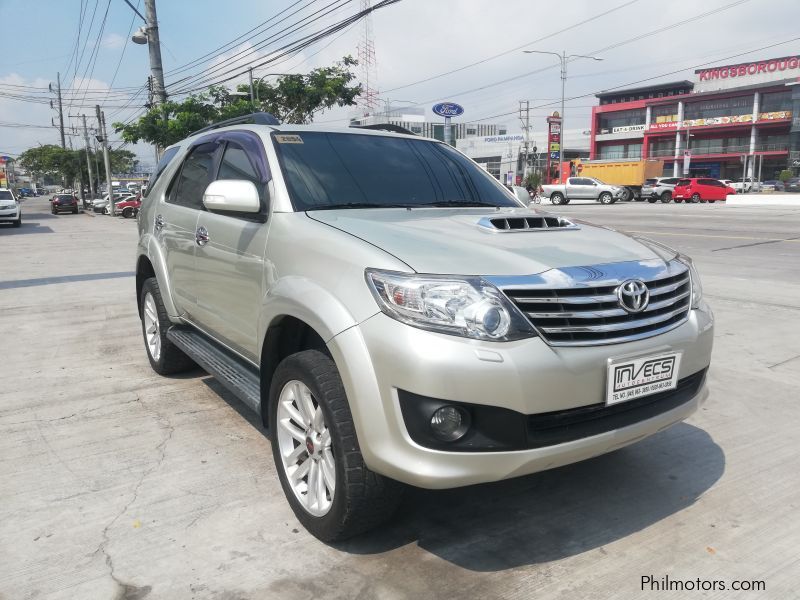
xmin=136 ymin=114 xmax=714 ymax=541
xmin=641 ymin=177 xmax=680 ymax=203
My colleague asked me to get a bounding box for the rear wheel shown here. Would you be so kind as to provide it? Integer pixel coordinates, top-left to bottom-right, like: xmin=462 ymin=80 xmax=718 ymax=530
xmin=122 ymin=207 xmax=134 ymax=219
xmin=599 ymin=192 xmax=613 ymax=204
xmin=660 ymin=191 xmax=672 ymax=203
xmin=270 ymin=350 xmax=403 ymax=542
xmin=550 ymin=193 xmax=565 ymax=205
xmin=647 ymin=197 xmax=658 ymax=204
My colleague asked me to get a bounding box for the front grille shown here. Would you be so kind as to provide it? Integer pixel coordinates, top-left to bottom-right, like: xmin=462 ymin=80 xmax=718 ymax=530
xmin=504 ymin=267 xmax=691 ymax=346
xmin=526 ymin=369 xmax=706 ymax=448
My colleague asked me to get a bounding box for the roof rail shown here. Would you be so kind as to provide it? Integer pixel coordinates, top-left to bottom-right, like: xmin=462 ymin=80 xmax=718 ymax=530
xmin=351 ymin=123 xmax=418 ymax=135
xmin=191 ymin=112 xmax=280 ymax=136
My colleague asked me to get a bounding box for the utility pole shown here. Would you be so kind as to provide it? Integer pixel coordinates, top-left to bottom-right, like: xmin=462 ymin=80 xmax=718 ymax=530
xmin=80 ymin=115 xmax=96 ymax=205
xmin=143 ymin=0 xmax=167 ymax=106
xmin=249 ymin=67 xmax=255 ymax=103
xmin=520 ymin=100 xmax=531 ymax=181
xmin=96 ymin=105 xmax=115 ymax=216
xmin=51 ymin=73 xmax=66 ymax=149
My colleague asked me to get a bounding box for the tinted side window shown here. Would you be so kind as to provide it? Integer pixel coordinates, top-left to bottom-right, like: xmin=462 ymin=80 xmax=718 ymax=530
xmin=677 ymin=179 xmax=691 ymax=186
xmin=144 ymin=146 xmax=181 ymax=198
xmin=662 ymin=178 xmax=679 ymax=185
xmin=169 ymin=142 xmax=218 ymax=210
xmin=698 ymin=179 xmax=717 ymax=186
xmin=218 ymin=144 xmax=261 ymax=190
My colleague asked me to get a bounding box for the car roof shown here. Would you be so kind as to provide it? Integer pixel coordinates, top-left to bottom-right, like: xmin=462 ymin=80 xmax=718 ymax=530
xmin=165 ymin=122 xmax=429 ymax=154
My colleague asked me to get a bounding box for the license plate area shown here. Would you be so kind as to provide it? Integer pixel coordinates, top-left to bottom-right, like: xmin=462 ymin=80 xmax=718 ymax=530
xmin=606 ymin=352 xmax=682 ymax=406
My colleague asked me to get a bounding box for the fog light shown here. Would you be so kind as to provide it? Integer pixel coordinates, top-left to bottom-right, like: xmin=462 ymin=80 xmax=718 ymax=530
xmin=430 ymin=406 xmax=470 ymax=442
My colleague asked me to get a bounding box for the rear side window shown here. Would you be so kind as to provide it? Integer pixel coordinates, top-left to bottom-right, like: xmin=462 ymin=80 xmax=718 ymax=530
xmin=144 ymin=146 xmax=181 ymax=198
xmin=698 ymin=179 xmax=717 ymax=186
xmin=677 ymin=179 xmax=691 ymax=186
xmin=168 ymin=142 xmax=219 ymax=210
xmin=662 ymin=178 xmax=679 ymax=185
xmin=644 ymin=178 xmax=657 ymax=185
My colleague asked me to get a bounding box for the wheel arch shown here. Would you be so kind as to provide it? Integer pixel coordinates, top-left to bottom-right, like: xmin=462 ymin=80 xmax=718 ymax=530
xmin=136 ymin=236 xmax=179 ymax=318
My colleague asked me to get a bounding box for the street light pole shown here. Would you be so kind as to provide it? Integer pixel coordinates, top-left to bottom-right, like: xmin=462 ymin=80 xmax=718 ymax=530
xmin=524 ymin=50 xmax=603 ymax=182
xmin=143 ymin=0 xmax=166 ymax=106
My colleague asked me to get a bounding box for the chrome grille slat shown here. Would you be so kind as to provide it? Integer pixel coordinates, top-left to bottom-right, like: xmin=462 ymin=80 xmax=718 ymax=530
xmin=539 ymin=305 xmax=689 ymax=334
xmin=502 ymin=265 xmax=691 ymax=346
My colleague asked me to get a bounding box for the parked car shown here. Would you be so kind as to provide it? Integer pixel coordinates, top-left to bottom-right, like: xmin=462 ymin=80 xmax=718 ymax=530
xmin=115 ymin=194 xmax=141 ymax=218
xmin=52 ymin=193 xmax=79 ymax=214
xmin=725 ymin=177 xmax=761 ymax=193
xmin=540 ymin=177 xmax=626 ymax=205
xmin=93 ymin=192 xmax=129 ymax=214
xmin=135 ymin=117 xmax=714 ymax=541
xmin=761 ymin=179 xmax=784 ymax=192
xmin=641 ymin=177 xmax=680 ymax=203
xmin=784 ymin=177 xmax=800 ymax=193
xmin=504 ymin=185 xmax=532 ymax=205
xmin=0 ymin=187 xmax=22 ymax=227
xmin=672 ymin=178 xmax=735 ymax=203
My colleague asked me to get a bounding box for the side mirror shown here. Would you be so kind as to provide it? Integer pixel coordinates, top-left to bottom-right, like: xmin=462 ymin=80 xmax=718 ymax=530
xmin=202 ymin=180 xmax=261 ymax=213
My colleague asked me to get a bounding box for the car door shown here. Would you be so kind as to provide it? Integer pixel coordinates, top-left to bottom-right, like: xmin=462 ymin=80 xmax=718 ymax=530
xmin=156 ymin=139 xmax=221 ymax=320
xmin=566 ymin=177 xmax=586 ymax=199
xmin=193 ymin=133 xmax=271 ymax=361
xmin=698 ymin=179 xmax=717 ymax=200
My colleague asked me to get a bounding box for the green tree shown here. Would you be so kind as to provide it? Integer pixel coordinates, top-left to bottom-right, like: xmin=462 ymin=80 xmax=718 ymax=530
xmin=779 ymin=169 xmax=793 ymax=182
xmin=523 ymin=171 xmax=542 ymax=190
xmin=114 ymin=57 xmax=361 ymax=148
xmin=17 ymin=145 xmax=136 ymax=194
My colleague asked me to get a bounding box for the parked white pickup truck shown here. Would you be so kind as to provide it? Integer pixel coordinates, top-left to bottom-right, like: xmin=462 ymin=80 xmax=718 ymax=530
xmin=723 ymin=178 xmax=761 ymax=193
xmin=541 ymin=177 xmax=627 ymax=205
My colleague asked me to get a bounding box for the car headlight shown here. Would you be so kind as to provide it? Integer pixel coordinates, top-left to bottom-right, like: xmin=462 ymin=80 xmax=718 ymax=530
xmin=677 ymin=254 xmax=703 ymax=308
xmin=365 ymin=269 xmax=536 ymax=341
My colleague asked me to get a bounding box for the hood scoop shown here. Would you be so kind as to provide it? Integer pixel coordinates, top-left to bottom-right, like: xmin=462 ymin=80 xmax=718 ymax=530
xmin=477 ymin=214 xmax=579 ymax=232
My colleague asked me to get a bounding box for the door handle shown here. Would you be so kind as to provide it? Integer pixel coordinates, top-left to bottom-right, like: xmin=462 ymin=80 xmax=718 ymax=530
xmin=154 ymin=214 xmax=165 ymax=231
xmin=195 ymin=225 xmax=209 ymax=246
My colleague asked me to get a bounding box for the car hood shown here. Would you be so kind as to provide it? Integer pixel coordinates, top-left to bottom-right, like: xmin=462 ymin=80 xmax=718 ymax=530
xmin=307 ymin=207 xmax=669 ymax=275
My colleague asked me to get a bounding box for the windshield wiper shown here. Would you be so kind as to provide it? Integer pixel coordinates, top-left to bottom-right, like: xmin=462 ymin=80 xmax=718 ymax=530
xmin=415 ymin=200 xmax=500 ymax=207
xmin=309 ymin=202 xmax=411 ymax=210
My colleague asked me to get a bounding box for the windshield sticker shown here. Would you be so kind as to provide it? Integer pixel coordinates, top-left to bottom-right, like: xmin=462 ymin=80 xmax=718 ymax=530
xmin=275 ymin=134 xmax=304 ymax=144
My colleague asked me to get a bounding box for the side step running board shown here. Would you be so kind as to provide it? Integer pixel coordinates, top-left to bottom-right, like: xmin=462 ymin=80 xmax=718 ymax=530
xmin=166 ymin=327 xmax=261 ymax=415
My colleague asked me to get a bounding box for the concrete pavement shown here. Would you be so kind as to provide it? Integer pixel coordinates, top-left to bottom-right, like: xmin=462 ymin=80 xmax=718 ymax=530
xmin=1 ymin=197 xmax=799 ymax=599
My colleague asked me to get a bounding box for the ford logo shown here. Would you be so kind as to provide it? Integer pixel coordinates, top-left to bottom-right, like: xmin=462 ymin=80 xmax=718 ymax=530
xmin=432 ymin=102 xmax=465 ymax=117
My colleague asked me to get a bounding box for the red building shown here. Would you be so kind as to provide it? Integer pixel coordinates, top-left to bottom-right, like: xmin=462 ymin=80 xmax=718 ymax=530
xmin=589 ymin=55 xmax=800 ymax=181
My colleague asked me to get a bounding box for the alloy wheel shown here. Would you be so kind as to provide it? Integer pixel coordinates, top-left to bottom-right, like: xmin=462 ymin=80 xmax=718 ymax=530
xmin=142 ymin=292 xmax=161 ymax=361
xmin=276 ymin=379 xmax=335 ymax=517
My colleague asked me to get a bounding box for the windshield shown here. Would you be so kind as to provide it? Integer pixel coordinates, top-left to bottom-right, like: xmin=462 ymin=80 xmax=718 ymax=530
xmin=273 ymin=132 xmax=519 ymax=210
xmin=0 ymin=190 xmax=13 ymax=200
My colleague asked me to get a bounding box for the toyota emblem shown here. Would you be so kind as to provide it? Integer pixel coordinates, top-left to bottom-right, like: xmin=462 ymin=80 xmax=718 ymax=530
xmin=617 ymin=279 xmax=649 ymax=313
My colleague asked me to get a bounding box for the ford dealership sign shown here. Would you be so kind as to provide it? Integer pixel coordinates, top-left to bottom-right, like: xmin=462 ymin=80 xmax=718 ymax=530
xmin=432 ymin=102 xmax=464 ymax=117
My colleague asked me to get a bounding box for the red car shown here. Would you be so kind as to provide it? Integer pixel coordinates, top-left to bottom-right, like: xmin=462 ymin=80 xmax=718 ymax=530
xmin=672 ymin=178 xmax=735 ymax=203
xmin=115 ymin=193 xmax=141 ymax=218
xmin=51 ymin=193 xmax=79 ymax=214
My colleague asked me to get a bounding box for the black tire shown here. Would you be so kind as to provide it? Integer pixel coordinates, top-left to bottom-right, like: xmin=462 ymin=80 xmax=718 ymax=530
xmin=691 ymin=193 xmax=701 ymax=204
xmin=12 ymin=215 xmax=21 ymax=228
xmin=599 ymin=192 xmax=613 ymax=204
xmin=73 ymin=208 xmax=78 ymax=214
xmin=621 ymin=188 xmax=634 ymax=202
xmin=709 ymin=200 xmax=716 ymax=203
xmin=674 ymin=198 xmax=683 ymax=204
xmin=660 ymin=191 xmax=672 ymax=203
xmin=139 ymin=277 xmax=195 ymax=375
xmin=269 ymin=350 xmax=403 ymax=542
xmin=563 ymin=197 xmax=571 ymax=204
xmin=647 ymin=197 xmax=658 ymax=204
xmin=122 ymin=207 xmax=134 ymax=219
xmin=550 ymin=193 xmax=565 ymax=205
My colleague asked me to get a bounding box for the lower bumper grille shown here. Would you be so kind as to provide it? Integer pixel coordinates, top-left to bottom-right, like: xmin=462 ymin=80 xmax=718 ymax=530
xmin=526 ymin=369 xmax=706 ymax=448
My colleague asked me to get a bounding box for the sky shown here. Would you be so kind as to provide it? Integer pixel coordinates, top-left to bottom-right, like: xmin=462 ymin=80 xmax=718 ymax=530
xmin=1 ymin=0 xmax=798 ymax=168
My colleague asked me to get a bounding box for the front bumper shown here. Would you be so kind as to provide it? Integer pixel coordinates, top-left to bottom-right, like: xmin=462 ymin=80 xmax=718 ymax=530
xmin=0 ymin=206 xmax=20 ymax=221
xmin=328 ymin=303 xmax=713 ymax=489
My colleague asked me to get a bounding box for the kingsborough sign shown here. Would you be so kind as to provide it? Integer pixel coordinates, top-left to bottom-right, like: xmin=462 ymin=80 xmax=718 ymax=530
xmin=695 ymin=55 xmax=800 ymax=92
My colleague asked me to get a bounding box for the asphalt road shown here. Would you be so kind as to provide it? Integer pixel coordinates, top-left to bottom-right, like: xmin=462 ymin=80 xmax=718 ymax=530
xmin=1 ymin=197 xmax=799 ymax=599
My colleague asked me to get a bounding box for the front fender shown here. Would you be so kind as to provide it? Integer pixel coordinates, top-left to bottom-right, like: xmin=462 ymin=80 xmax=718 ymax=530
xmin=141 ymin=234 xmax=181 ymax=319
xmin=259 ymin=276 xmax=378 ymax=347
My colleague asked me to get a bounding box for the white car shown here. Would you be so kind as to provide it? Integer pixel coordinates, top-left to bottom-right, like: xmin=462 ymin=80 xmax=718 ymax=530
xmin=0 ymin=187 xmax=22 ymax=227
xmin=725 ymin=177 xmax=761 ymax=193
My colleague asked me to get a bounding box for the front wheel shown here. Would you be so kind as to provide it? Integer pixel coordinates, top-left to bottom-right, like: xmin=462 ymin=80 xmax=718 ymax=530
xmin=691 ymin=193 xmax=701 ymax=203
xmin=599 ymin=192 xmax=613 ymax=204
xmin=12 ymin=215 xmax=21 ymax=227
xmin=139 ymin=278 xmax=195 ymax=375
xmin=270 ymin=350 xmax=403 ymax=542
xmin=550 ymin=193 xmax=565 ymax=205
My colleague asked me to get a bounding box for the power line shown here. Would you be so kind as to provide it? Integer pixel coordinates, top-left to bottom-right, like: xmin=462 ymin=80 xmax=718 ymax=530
xmin=166 ymin=0 xmax=356 ymax=92
xmin=105 ymin=0 xmax=140 ymax=101
xmin=382 ymin=0 xmax=641 ymax=95
xmin=168 ymin=0 xmax=400 ymax=95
